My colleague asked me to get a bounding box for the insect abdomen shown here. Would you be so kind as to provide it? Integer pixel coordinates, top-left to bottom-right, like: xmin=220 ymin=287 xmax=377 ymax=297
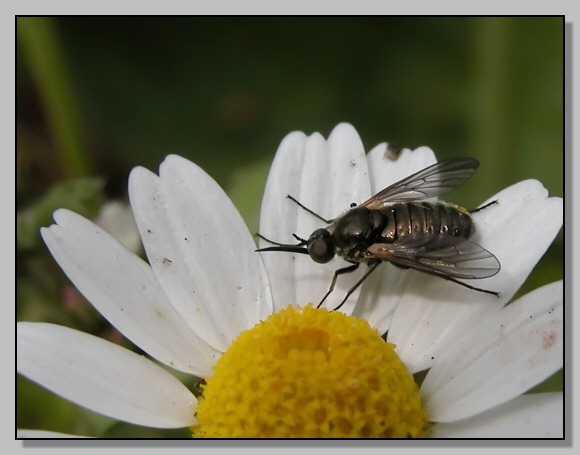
xmin=381 ymin=202 xmax=473 ymax=243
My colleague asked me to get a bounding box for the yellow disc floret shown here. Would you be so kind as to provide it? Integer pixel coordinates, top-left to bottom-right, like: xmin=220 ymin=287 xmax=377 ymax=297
xmin=192 ymin=304 xmax=427 ymax=438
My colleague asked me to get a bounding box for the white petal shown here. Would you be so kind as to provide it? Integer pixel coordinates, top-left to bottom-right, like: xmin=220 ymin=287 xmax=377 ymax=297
xmin=41 ymin=209 xmax=219 ymax=377
xmin=353 ymin=145 xmax=437 ymax=332
xmin=258 ymin=123 xmax=372 ymax=312
xmin=257 ymin=130 xmax=312 ymax=310
xmin=388 ymin=180 xmax=562 ymax=373
xmin=366 ymin=143 xmax=437 ymax=195
xmin=388 ymin=284 xmax=502 ymax=373
xmin=431 ymin=393 xmax=563 ymax=438
xmin=95 ymin=200 xmax=142 ymax=254
xmin=17 ymin=323 xmax=197 ymax=428
xmin=17 ymin=430 xmax=91 ymax=438
xmin=422 ymin=281 xmax=563 ymax=422
xmin=129 ymin=156 xmax=273 ymax=352
xmin=470 ymin=180 xmax=563 ymax=299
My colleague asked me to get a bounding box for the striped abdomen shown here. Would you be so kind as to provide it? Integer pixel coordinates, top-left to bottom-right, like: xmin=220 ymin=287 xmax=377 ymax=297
xmin=379 ymin=202 xmax=474 ymax=244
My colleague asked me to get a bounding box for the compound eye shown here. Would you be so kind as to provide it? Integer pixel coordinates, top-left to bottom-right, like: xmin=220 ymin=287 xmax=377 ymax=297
xmin=308 ymin=238 xmax=334 ymax=263
xmin=307 ymin=229 xmax=334 ymax=264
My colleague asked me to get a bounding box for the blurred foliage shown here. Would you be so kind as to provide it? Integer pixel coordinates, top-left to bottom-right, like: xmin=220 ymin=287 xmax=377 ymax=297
xmin=17 ymin=177 xmax=105 ymax=250
xmin=17 ymin=376 xmax=117 ymax=437
xmin=16 ymin=17 xmax=564 ymax=437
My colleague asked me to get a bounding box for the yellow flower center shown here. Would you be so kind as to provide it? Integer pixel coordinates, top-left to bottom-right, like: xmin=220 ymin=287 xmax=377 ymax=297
xmin=191 ymin=304 xmax=427 ymax=438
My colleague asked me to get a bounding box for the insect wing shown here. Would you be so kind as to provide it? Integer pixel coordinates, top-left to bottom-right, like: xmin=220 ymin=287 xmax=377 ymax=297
xmin=367 ymin=235 xmax=500 ymax=280
xmin=362 ymin=157 xmax=480 ymax=209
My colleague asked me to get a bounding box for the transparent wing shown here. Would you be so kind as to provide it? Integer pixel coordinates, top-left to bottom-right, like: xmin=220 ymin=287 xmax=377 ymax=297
xmin=367 ymin=235 xmax=500 ymax=280
xmin=362 ymin=157 xmax=480 ymax=209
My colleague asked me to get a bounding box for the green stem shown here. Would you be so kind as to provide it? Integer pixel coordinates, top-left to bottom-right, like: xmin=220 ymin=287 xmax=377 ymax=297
xmin=469 ymin=18 xmax=515 ymax=197
xmin=18 ymin=17 xmax=91 ymax=178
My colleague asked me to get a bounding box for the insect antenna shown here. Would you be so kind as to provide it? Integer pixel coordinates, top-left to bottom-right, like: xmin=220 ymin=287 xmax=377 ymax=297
xmin=286 ymin=195 xmax=332 ymax=224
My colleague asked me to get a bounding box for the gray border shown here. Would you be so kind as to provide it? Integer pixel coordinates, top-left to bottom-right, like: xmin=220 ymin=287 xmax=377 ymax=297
xmin=15 ymin=16 xmax=570 ymax=450
xmin=562 ymin=19 xmax=573 ymax=448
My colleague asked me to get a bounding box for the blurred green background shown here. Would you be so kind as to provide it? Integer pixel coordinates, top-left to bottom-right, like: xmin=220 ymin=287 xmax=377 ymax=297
xmin=16 ymin=17 xmax=563 ymax=438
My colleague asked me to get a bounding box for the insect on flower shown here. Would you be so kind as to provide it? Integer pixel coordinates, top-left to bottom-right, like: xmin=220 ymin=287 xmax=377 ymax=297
xmin=257 ymin=157 xmax=501 ymax=311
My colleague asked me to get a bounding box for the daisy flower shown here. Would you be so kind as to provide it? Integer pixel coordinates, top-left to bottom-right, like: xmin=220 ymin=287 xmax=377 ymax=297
xmin=17 ymin=124 xmax=563 ymax=438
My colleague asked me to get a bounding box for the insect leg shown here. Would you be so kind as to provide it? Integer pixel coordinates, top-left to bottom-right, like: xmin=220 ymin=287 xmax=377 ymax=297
xmin=317 ymin=263 xmax=359 ymax=309
xmin=331 ymin=261 xmax=381 ymax=312
xmin=469 ymin=199 xmax=498 ymax=213
xmin=286 ymin=194 xmax=333 ymax=224
xmin=440 ymin=276 xmax=500 ymax=297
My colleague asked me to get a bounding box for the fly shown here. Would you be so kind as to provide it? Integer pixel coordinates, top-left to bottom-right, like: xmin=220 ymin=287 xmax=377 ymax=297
xmin=257 ymin=157 xmax=501 ymax=311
